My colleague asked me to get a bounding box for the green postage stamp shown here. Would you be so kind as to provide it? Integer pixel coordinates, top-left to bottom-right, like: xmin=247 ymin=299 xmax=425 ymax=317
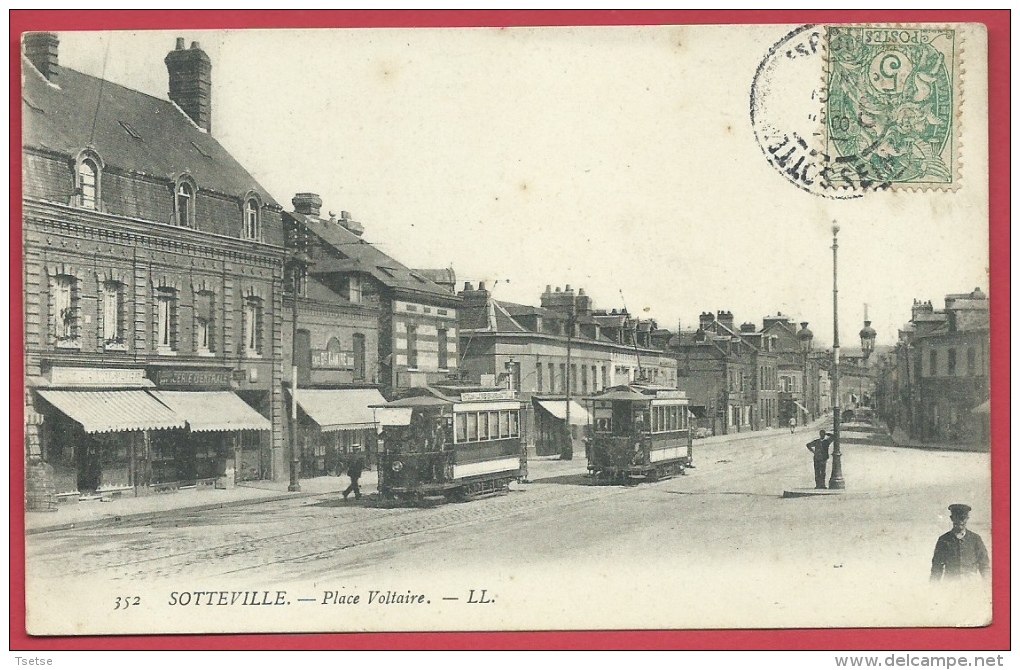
xmin=825 ymin=26 xmax=958 ymax=189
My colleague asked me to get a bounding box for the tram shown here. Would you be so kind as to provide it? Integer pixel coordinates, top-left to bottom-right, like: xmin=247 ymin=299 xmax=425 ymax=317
xmin=586 ymin=384 xmax=694 ymax=484
xmin=373 ymin=384 xmax=527 ymax=505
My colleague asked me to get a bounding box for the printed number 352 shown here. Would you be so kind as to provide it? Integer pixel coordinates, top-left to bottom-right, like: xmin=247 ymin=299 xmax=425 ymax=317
xmin=114 ymin=596 xmax=141 ymax=610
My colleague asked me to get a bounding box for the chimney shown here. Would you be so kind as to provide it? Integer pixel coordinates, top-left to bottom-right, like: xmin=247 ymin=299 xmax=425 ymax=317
xmin=292 ymin=193 xmax=322 ymax=217
xmin=717 ymin=310 xmax=735 ymax=331
xmin=24 ymin=32 xmax=59 ymax=82
xmin=575 ymin=287 xmax=593 ymax=317
xmin=458 ymin=282 xmax=490 ymax=308
xmin=337 ymin=210 xmax=364 ymax=236
xmin=740 ymin=322 xmax=757 ymax=334
xmin=699 ymin=311 xmax=715 ymax=329
xmin=165 ymin=38 xmax=212 ymax=132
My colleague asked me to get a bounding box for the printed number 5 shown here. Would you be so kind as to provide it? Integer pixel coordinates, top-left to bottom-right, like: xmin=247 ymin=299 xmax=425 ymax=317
xmin=114 ymin=596 xmax=141 ymax=610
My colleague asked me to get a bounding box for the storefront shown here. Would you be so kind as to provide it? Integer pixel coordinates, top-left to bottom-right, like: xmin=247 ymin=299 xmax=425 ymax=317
xmin=293 ymin=388 xmax=385 ymax=476
xmin=32 ymin=367 xmax=186 ymax=498
xmin=146 ymin=366 xmax=272 ymax=489
xmin=532 ymin=397 xmax=591 ymax=457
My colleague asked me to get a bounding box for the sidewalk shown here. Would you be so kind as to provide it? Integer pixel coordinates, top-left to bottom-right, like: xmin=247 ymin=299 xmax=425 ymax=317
xmin=890 ymin=428 xmax=989 ymax=453
xmin=26 ymin=471 xmax=377 ymax=535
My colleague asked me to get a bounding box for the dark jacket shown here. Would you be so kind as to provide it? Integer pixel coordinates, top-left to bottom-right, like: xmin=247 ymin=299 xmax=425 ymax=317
xmin=807 ymin=435 xmax=833 ymax=461
xmin=930 ymin=530 xmax=990 ymax=581
xmin=346 ymin=454 xmax=365 ymax=480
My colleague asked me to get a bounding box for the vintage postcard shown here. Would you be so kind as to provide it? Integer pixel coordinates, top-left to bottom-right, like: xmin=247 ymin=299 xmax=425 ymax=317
xmin=18 ymin=20 xmax=997 ymax=640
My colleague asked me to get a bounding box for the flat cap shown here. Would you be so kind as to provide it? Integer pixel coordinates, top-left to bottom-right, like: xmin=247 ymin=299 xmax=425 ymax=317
xmin=948 ymin=504 xmax=972 ymax=516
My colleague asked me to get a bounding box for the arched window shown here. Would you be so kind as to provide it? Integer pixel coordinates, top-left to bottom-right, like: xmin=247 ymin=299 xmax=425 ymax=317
xmin=174 ymin=176 xmax=196 ymax=227
xmin=243 ymin=198 xmax=260 ymax=240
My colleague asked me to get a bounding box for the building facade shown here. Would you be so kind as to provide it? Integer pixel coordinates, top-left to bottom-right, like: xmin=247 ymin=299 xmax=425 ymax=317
xmin=674 ymin=311 xmax=779 ymax=435
xmin=886 ymin=289 xmax=990 ymax=444
xmin=458 ymin=284 xmax=679 ymax=455
xmin=23 ymin=35 xmax=286 ymax=509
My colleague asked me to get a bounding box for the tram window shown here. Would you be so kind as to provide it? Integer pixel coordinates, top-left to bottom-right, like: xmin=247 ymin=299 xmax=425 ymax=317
xmin=478 ymin=412 xmax=489 ymax=439
xmin=509 ymin=411 xmax=520 ymax=437
xmin=499 ymin=411 xmax=510 ymax=438
xmin=456 ymin=414 xmax=467 ymax=443
xmin=467 ymin=413 xmax=479 ymax=441
xmin=488 ymin=412 xmax=500 ymax=440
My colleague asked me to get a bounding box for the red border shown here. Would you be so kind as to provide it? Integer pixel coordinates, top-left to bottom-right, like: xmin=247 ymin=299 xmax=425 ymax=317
xmin=10 ymin=9 xmax=1009 ymax=651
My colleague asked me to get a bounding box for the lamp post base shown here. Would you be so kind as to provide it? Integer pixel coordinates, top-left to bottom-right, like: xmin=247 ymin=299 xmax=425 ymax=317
xmin=288 ymin=462 xmax=301 ymax=492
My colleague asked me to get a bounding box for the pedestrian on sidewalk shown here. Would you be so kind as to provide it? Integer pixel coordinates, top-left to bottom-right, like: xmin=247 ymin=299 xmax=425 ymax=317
xmin=343 ymin=452 xmax=365 ymax=500
xmin=789 ymin=417 xmax=796 ymax=433
xmin=806 ymin=429 xmax=833 ymax=489
xmin=930 ymin=504 xmax=990 ymax=582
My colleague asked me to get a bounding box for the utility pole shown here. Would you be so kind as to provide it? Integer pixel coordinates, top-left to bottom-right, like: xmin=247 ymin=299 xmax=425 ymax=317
xmin=562 ymin=306 xmax=574 ymax=461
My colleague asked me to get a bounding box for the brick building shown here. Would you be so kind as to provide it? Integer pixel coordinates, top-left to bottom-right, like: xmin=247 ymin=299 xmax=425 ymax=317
xmin=458 ymin=284 xmax=678 ymax=456
xmin=287 ymin=198 xmax=461 ymax=400
xmin=674 ymin=311 xmax=778 ymax=435
xmin=22 ymin=35 xmax=286 ymax=509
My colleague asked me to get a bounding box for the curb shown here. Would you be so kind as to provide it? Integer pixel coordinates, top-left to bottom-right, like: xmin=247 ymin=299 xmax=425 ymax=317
xmin=26 ymin=486 xmax=344 ymax=536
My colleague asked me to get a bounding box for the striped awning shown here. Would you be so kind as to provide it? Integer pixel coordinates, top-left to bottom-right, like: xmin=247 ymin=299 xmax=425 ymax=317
xmin=153 ymin=391 xmax=270 ymax=432
xmin=37 ymin=389 xmax=185 ymax=434
xmin=295 ymin=388 xmax=387 ymax=432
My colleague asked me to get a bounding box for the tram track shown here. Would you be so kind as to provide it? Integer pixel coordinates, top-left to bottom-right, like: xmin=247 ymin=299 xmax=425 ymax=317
xmin=28 ymin=477 xmax=633 ymax=582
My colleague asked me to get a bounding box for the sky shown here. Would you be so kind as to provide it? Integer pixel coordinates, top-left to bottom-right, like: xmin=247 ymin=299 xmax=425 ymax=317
xmin=49 ymin=25 xmax=991 ymax=347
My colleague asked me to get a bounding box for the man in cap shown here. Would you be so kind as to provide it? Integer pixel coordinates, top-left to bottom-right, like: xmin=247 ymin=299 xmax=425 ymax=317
xmin=930 ymin=504 xmax=990 ymax=581
xmin=806 ymin=429 xmax=833 ymax=489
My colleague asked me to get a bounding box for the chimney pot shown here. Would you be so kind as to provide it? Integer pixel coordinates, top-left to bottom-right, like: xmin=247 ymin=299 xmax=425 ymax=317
xmin=478 ymin=281 xmax=486 ymax=291
xmin=555 ymin=287 xmax=561 ymax=293
xmin=464 ymin=282 xmax=474 ymax=291
xmin=191 ymin=41 xmax=201 ymax=49
xmin=341 ymin=210 xmax=350 ymax=220
xmin=565 ymin=284 xmax=572 ymax=292
xmin=176 ymin=37 xmax=185 ymax=50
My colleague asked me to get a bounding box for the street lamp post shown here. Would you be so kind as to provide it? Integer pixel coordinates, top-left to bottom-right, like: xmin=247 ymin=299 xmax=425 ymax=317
xmin=286 ymin=225 xmax=312 ymax=493
xmin=859 ymin=312 xmax=877 ymax=412
xmin=829 ymin=223 xmax=845 ymax=490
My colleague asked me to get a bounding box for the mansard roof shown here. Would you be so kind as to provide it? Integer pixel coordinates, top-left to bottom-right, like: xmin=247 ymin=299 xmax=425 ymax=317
xmin=22 ymin=58 xmax=277 ymax=207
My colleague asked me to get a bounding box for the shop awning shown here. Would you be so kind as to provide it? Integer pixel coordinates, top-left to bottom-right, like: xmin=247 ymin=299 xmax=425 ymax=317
xmin=153 ymin=391 xmax=271 ymax=432
xmin=295 ymin=388 xmax=387 ymax=432
xmin=37 ymin=389 xmax=185 ymax=434
xmin=535 ymin=400 xmax=591 ymax=425
xmin=971 ymin=400 xmax=991 ymax=415
xmin=374 ymin=407 xmax=414 ymax=428
xmin=794 ymin=401 xmax=809 ymax=413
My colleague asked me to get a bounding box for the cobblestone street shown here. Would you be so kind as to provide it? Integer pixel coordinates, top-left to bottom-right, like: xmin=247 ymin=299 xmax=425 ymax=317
xmin=26 ymin=428 xmax=991 ymax=633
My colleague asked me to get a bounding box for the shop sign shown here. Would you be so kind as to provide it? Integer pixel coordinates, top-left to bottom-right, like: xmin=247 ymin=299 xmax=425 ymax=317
xmin=655 ymin=390 xmax=687 ymax=400
xmin=48 ymin=367 xmax=148 ymax=387
xmin=311 ymin=350 xmax=354 ymax=370
xmin=154 ymin=368 xmax=232 ymax=389
xmin=461 ymin=389 xmax=516 ymax=402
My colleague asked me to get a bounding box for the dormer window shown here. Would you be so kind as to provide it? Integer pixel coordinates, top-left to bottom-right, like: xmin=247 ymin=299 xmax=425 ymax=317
xmin=243 ymin=197 xmax=260 ymax=240
xmin=174 ymin=175 xmax=197 ymax=227
xmin=72 ymin=149 xmax=104 ymax=210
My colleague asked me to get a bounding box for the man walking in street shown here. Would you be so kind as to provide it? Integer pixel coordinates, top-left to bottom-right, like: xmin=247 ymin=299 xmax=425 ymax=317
xmin=806 ymin=429 xmax=833 ymax=489
xmin=343 ymin=452 xmax=365 ymax=500
xmin=789 ymin=417 xmax=796 ymax=433
xmin=931 ymin=504 xmax=990 ymax=582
